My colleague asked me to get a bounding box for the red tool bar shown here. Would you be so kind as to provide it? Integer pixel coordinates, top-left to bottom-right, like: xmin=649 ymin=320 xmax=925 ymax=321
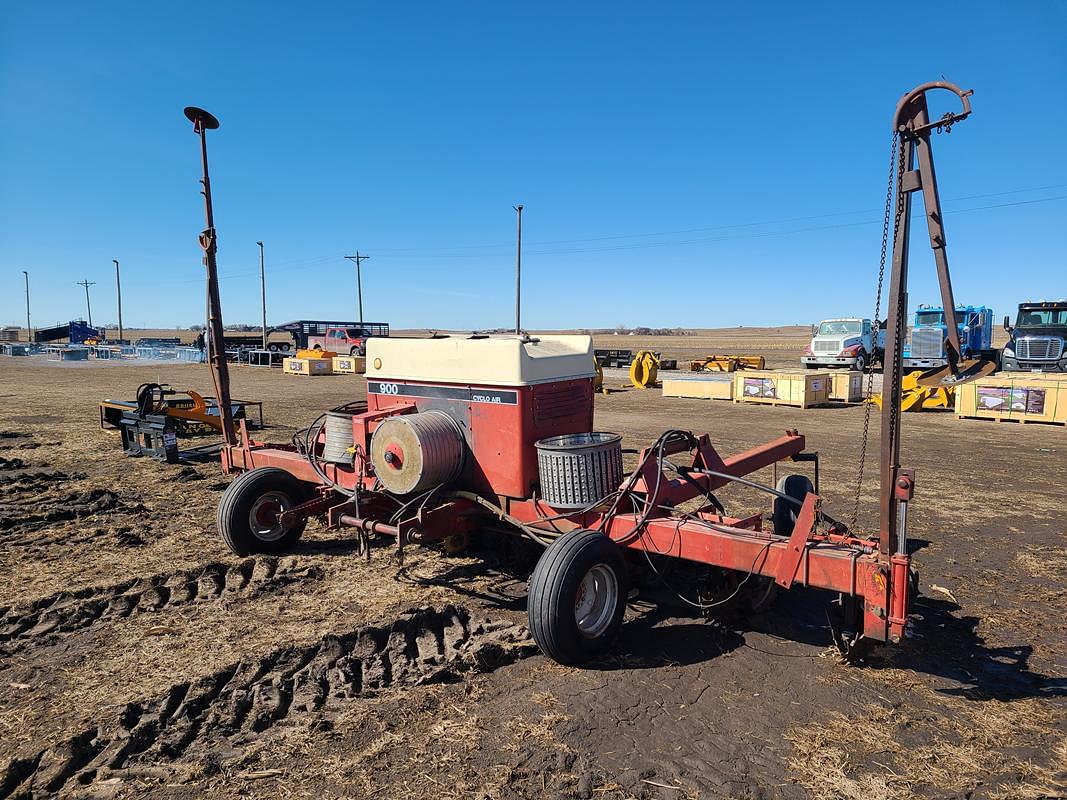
xmin=633 ymin=432 xmax=806 ymax=507
xmin=603 ymin=512 xmax=895 ymax=641
xmin=720 ymin=432 xmax=806 ymax=480
xmin=603 ymin=513 xmax=873 ymax=593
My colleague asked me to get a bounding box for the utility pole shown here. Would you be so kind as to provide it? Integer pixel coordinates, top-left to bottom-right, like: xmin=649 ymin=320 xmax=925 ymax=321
xmin=257 ymin=241 xmax=267 ymax=350
xmin=76 ymin=280 xmax=96 ymax=328
xmin=514 ymin=204 xmax=523 ymax=334
xmin=22 ymin=271 xmax=30 ymax=342
xmin=344 ymin=252 xmax=370 ymax=325
xmin=112 ymin=260 xmax=124 ymax=343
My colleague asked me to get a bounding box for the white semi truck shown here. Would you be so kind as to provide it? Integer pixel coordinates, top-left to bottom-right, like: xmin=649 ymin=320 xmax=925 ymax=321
xmin=801 ymin=318 xmax=886 ymax=371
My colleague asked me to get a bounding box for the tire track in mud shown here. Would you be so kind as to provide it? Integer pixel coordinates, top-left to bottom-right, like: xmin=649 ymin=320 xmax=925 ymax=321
xmin=0 ymin=558 xmax=320 ymax=649
xmin=0 ymin=438 xmax=144 ymax=553
xmin=0 ymin=432 xmax=37 ymax=450
xmin=0 ymin=455 xmax=70 ymax=495
xmin=0 ymin=605 xmax=534 ymax=798
xmin=0 ymin=448 xmax=114 ymax=538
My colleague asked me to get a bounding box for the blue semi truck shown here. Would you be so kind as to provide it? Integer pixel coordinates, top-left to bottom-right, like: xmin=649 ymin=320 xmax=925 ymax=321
xmin=902 ymin=304 xmax=995 ymax=369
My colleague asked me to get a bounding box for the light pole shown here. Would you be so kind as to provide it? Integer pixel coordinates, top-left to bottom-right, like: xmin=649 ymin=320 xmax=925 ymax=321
xmin=514 ymin=204 xmax=523 ymax=334
xmin=257 ymin=241 xmax=267 ymax=350
xmin=76 ymin=280 xmax=96 ymax=328
xmin=22 ymin=271 xmax=30 ymax=342
xmin=113 ymin=260 xmax=124 ymax=343
xmin=344 ymin=252 xmax=370 ymax=326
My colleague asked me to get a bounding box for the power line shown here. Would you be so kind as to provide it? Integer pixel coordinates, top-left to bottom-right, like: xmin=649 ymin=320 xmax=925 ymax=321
xmin=113 ymin=185 xmax=1067 ymax=287
xmin=362 ymin=193 xmax=1067 ymax=260
xmin=369 ymin=181 xmax=1067 ymax=254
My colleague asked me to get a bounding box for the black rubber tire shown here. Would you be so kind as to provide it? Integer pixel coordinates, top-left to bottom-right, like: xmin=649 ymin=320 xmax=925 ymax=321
xmin=745 ymin=572 xmax=780 ymax=614
xmin=527 ymin=529 xmax=628 ymax=665
xmin=854 ymin=352 xmax=867 ymax=373
xmin=773 ymin=474 xmax=814 ymax=536
xmin=267 ymin=343 xmax=278 ymax=352
xmin=217 ymin=467 xmax=310 ymax=556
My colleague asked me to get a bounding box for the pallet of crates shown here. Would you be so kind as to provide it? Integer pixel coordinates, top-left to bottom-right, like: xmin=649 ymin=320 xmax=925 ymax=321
xmin=283 ymin=352 xmax=334 ymax=376
xmin=332 ymin=355 xmax=366 ymax=374
xmin=828 ymin=370 xmax=865 ymax=403
xmin=955 ymin=372 xmax=1067 ymax=426
xmin=733 ymin=369 xmax=831 ymax=409
xmin=662 ymin=373 xmax=734 ymax=400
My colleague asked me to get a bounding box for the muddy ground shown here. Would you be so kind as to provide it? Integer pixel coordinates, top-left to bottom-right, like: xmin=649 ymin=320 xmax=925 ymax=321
xmin=0 ymin=340 xmax=1062 ymax=800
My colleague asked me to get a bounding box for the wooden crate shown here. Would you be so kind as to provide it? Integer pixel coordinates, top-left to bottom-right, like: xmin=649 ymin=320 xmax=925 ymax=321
xmin=733 ymin=370 xmax=830 ymax=409
xmin=332 ymin=355 xmax=366 ymax=374
xmin=283 ymin=357 xmax=333 ymax=376
xmin=955 ymin=373 xmax=1067 ymax=426
xmin=829 ymin=371 xmax=865 ymax=403
xmin=662 ymin=374 xmax=734 ymax=401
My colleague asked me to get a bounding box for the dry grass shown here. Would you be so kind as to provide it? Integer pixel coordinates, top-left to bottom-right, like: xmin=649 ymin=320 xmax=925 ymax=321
xmin=1014 ymin=545 xmax=1067 ymax=583
xmin=0 ymin=334 xmax=1060 ymax=799
xmin=787 ymin=670 xmax=1066 ymax=800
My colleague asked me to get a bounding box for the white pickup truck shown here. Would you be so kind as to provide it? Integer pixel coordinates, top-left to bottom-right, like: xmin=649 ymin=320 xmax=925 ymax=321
xmin=802 ymin=318 xmax=885 ymax=371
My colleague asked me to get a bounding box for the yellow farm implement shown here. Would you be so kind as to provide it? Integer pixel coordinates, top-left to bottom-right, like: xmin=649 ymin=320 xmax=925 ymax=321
xmin=629 ymin=350 xmax=659 ymax=388
xmin=689 ymin=355 xmax=766 ymax=373
xmin=869 ymin=371 xmax=955 ymax=411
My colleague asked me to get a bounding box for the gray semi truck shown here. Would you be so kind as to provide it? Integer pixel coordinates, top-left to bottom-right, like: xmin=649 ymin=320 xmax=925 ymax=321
xmin=1001 ymin=300 xmax=1067 ymax=373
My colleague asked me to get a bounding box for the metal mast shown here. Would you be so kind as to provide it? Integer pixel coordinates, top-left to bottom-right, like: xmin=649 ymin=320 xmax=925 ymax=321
xmin=876 ymin=81 xmax=974 ymax=640
xmin=184 ymin=105 xmax=236 ymax=447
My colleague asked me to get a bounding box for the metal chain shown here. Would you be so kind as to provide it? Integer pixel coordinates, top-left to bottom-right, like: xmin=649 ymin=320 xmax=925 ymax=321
xmin=849 ymin=131 xmax=903 ymax=531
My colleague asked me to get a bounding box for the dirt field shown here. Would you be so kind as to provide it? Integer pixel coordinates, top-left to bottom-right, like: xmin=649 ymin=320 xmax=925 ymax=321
xmin=0 ymin=334 xmax=1062 ymax=800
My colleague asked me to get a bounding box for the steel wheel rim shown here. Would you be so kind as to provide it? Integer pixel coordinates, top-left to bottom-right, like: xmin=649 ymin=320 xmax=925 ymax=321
xmin=248 ymin=491 xmax=292 ymax=542
xmin=574 ymin=564 xmax=618 ymax=638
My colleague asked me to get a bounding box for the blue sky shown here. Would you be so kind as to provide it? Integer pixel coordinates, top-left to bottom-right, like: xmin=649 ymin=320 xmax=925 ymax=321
xmin=1 ymin=2 xmax=1064 ymax=332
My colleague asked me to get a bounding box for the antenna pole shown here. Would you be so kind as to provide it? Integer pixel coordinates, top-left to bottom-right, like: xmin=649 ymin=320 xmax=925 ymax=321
xmin=514 ymin=204 xmax=523 ymax=334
